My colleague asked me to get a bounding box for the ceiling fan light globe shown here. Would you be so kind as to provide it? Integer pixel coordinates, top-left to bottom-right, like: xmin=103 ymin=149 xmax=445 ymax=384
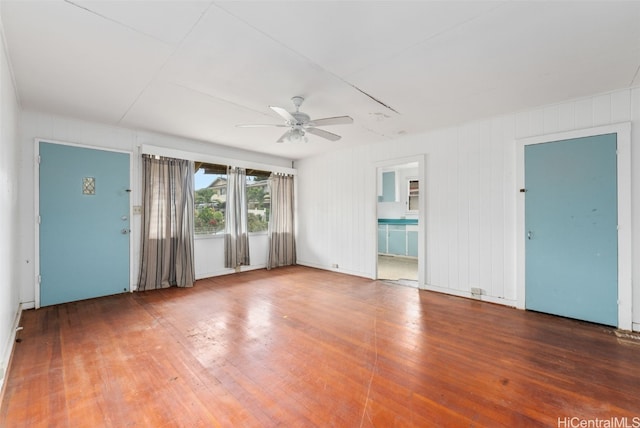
xmin=287 ymin=127 xmax=308 ymax=143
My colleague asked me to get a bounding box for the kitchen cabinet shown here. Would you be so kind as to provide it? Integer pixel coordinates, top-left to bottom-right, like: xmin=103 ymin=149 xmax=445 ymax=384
xmin=378 ymin=220 xmax=418 ymax=257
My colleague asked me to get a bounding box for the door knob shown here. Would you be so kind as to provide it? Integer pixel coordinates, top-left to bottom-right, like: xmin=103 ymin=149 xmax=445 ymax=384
xmin=527 ymin=231 xmax=533 ymax=240
xmin=121 ymin=229 xmax=130 ymax=234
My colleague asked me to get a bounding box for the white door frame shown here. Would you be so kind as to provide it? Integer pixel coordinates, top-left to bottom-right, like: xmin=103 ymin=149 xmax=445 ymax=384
xmin=374 ymin=155 xmax=426 ymax=287
xmin=515 ymin=123 xmax=632 ymax=330
xmin=34 ymin=138 xmax=134 ymax=309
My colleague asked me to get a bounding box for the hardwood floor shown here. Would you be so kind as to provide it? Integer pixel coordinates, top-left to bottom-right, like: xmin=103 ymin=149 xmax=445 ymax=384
xmin=2 ymin=266 xmax=639 ymax=427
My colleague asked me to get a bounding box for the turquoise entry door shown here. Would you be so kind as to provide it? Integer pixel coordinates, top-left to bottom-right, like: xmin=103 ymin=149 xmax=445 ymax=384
xmin=525 ymin=134 xmax=618 ymax=326
xmin=39 ymin=142 xmax=130 ymax=306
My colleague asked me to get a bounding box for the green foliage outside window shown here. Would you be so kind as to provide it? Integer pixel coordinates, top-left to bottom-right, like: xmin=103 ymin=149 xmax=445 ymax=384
xmin=248 ymin=212 xmax=268 ymax=233
xmin=194 ymin=167 xmax=270 ymax=235
xmin=194 ymin=194 xmax=225 ymax=235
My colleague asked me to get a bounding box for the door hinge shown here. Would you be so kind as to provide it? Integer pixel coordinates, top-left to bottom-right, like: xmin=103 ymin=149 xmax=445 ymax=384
xmin=37 ymin=215 xmax=41 ymax=225
xmin=37 ymin=155 xmax=41 ymax=164
xmin=37 ymin=275 xmax=41 ymax=284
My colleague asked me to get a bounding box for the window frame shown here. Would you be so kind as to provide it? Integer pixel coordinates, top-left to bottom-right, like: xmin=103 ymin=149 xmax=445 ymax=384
xmin=193 ymin=164 xmax=273 ymax=238
xmin=406 ymin=177 xmax=419 ymax=214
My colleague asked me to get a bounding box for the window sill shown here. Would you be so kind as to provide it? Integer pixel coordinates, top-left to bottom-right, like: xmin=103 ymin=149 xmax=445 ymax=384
xmin=194 ymin=231 xmax=268 ymax=240
xmin=195 ymin=233 xmax=224 ymax=240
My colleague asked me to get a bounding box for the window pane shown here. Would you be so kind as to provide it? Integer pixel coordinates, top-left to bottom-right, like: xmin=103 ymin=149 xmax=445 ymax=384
xmin=246 ymin=171 xmax=270 ymax=233
xmin=194 ymin=164 xmax=226 ymax=235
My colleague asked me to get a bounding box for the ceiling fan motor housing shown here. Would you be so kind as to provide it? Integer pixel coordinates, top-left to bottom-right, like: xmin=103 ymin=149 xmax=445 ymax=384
xmin=291 ymin=112 xmax=310 ymax=126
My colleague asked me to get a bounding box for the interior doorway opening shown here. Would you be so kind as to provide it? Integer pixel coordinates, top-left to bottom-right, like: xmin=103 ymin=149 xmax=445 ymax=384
xmin=376 ymin=161 xmax=419 ymax=287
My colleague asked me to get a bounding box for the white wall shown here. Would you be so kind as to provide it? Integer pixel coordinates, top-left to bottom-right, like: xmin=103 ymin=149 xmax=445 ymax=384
xmin=194 ymin=233 xmax=268 ymax=279
xmin=18 ymin=111 xmax=293 ymax=306
xmin=0 ymin=8 xmax=21 ymax=388
xmin=632 ymin=90 xmax=640 ymax=332
xmin=296 ymin=87 xmax=640 ymax=329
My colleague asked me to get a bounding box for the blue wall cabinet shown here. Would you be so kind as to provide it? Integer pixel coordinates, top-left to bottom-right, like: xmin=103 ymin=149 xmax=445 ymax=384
xmin=380 ymin=171 xmax=396 ymax=202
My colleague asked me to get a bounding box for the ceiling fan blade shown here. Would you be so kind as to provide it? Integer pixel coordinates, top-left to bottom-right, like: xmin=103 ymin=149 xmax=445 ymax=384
xmin=276 ymin=130 xmax=293 ymax=143
xmin=306 ymin=127 xmax=341 ymax=141
xmin=308 ymin=116 xmax=353 ymax=127
xmin=269 ymin=106 xmax=297 ymax=123
xmin=236 ymin=123 xmax=287 ymax=128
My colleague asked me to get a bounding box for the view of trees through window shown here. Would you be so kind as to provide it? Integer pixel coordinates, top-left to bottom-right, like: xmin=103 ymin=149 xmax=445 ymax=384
xmin=194 ymin=163 xmax=270 ymax=235
xmin=246 ymin=171 xmax=271 ymax=233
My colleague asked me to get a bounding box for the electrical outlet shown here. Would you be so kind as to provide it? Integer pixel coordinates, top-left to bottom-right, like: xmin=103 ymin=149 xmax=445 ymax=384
xmin=470 ymin=287 xmax=484 ymax=295
xmin=133 ymin=205 xmax=142 ymax=215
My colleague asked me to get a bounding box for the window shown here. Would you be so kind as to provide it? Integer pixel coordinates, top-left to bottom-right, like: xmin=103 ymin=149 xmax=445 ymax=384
xmin=194 ymin=164 xmax=271 ymax=235
xmin=246 ymin=170 xmax=271 ymax=233
xmin=194 ymin=163 xmax=227 ymax=235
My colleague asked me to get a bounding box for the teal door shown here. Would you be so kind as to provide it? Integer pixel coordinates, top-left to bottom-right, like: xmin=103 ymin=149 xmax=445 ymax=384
xmin=525 ymin=134 xmax=618 ymax=326
xmin=39 ymin=142 xmax=130 ymax=306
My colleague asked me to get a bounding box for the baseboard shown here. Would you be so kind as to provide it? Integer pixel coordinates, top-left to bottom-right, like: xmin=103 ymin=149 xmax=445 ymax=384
xmin=422 ymin=283 xmax=518 ymax=307
xmin=614 ymin=329 xmax=640 ymax=345
xmin=238 ymin=264 xmax=266 ymax=274
xmin=195 ymin=263 xmax=267 ymax=281
xmin=294 ymin=262 xmax=519 ymax=309
xmin=0 ymin=303 xmax=23 ymax=406
xmin=295 ymin=261 xmax=375 ymax=280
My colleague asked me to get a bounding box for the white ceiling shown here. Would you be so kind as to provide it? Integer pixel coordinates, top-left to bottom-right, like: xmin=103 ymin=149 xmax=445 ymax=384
xmin=2 ymin=1 xmax=639 ymax=160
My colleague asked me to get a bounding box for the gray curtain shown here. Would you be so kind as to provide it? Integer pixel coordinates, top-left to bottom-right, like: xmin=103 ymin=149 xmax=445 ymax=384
xmin=267 ymin=173 xmax=296 ymax=269
xmin=224 ymin=166 xmax=250 ymax=268
xmin=138 ymin=155 xmax=195 ymax=290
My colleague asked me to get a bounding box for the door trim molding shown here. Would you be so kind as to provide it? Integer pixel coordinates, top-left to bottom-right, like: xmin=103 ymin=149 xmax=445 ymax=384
xmin=34 ymin=138 xmax=134 ymax=309
xmin=515 ymin=123 xmax=632 ymax=330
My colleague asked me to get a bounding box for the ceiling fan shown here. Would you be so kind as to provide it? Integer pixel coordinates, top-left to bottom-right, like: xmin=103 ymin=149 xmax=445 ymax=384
xmin=237 ymin=96 xmax=353 ymax=143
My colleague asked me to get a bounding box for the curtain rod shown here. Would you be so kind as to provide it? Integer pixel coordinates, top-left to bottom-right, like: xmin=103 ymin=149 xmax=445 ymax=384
xmin=140 ymin=144 xmax=297 ymax=176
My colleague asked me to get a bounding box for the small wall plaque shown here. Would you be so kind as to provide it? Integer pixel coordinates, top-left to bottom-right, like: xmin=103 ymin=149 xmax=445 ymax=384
xmin=82 ymin=177 xmax=95 ymax=195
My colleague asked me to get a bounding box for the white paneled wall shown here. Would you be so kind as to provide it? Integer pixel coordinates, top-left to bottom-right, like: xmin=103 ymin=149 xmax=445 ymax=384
xmin=0 ymin=10 xmax=21 ymax=389
xmin=631 ymin=88 xmax=640 ymax=332
xmin=297 ymin=145 xmax=376 ymax=277
xmin=297 ymin=87 xmax=639 ymax=327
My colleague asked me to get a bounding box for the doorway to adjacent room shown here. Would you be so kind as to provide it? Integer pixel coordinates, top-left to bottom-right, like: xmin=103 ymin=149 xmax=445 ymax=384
xmin=376 ymin=158 xmax=423 ymax=287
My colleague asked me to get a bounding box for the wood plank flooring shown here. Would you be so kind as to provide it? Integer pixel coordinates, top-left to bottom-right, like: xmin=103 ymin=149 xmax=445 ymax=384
xmin=2 ymin=266 xmax=639 ymax=427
